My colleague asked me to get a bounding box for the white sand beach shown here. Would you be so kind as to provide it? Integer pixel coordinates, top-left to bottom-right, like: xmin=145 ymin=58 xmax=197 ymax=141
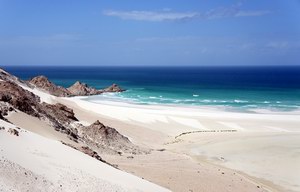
xmin=0 ymin=119 xmax=170 ymax=192
xmin=56 ymin=96 xmax=300 ymax=192
xmin=2 ymin=82 xmax=300 ymax=192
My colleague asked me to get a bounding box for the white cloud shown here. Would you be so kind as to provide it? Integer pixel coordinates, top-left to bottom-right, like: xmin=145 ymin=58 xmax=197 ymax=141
xmin=103 ymin=4 xmax=270 ymax=22
xmin=103 ymin=10 xmax=198 ymax=22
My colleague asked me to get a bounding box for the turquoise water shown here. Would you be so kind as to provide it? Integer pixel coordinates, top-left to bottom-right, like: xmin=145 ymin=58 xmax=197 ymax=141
xmin=86 ymin=87 xmax=300 ymax=112
xmin=4 ymin=66 xmax=300 ymax=112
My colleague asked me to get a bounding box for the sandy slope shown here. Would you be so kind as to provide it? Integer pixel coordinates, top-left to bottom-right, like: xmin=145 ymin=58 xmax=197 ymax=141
xmin=0 ymin=120 xmax=170 ymax=192
xmin=5 ymin=112 xmax=270 ymax=192
xmin=57 ymin=97 xmax=300 ymax=192
xmin=7 ymin=111 xmax=72 ymax=143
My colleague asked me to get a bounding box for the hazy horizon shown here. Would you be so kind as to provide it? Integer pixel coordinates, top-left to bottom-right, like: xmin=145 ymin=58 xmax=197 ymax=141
xmin=1 ymin=0 xmax=300 ymax=66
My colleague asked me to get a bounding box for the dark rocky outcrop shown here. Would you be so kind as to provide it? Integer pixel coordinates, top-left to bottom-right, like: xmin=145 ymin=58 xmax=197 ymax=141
xmin=29 ymin=75 xmax=125 ymax=97
xmin=0 ymin=68 xmax=28 ymax=85
xmin=39 ymin=103 xmax=78 ymax=124
xmin=0 ymin=81 xmax=41 ymax=117
xmin=67 ymin=81 xmax=124 ymax=96
xmin=0 ymin=68 xmax=141 ymax=157
xmin=79 ymin=120 xmax=141 ymax=155
xmin=102 ymin=84 xmax=124 ymax=93
xmin=0 ymin=102 xmax=14 ymax=122
xmin=80 ymin=146 xmax=104 ymax=162
xmin=61 ymin=142 xmax=116 ymax=167
xmin=7 ymin=128 xmax=19 ymax=136
xmin=0 ymin=80 xmax=78 ymax=139
xmin=29 ymin=76 xmax=71 ymax=97
xmin=67 ymin=81 xmax=100 ymax=96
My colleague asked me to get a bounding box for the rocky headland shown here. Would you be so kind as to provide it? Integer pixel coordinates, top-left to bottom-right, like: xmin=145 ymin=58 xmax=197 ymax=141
xmin=0 ymin=68 xmax=139 ymax=162
xmin=29 ymin=75 xmax=124 ymax=97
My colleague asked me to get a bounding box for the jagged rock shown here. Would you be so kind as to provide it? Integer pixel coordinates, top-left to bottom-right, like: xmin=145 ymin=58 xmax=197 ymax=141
xmin=29 ymin=76 xmax=71 ymax=97
xmin=2 ymin=67 xmax=125 ymax=98
xmin=61 ymin=142 xmax=116 ymax=166
xmin=0 ymin=68 xmax=21 ymax=83
xmin=80 ymin=146 xmax=104 ymax=161
xmin=0 ymin=81 xmax=40 ymax=117
xmin=29 ymin=75 xmax=125 ymax=97
xmin=34 ymin=102 xmax=79 ymax=140
xmin=67 ymin=82 xmax=125 ymax=96
xmin=102 ymin=84 xmax=124 ymax=93
xmin=0 ymin=80 xmax=78 ymax=139
xmin=7 ymin=128 xmax=19 ymax=136
xmin=84 ymin=120 xmax=130 ymax=145
xmin=0 ymin=68 xmax=33 ymax=89
xmin=0 ymin=98 xmax=14 ymax=122
xmin=39 ymin=103 xmax=78 ymax=124
xmin=0 ymin=69 xmax=137 ymax=156
xmin=79 ymin=120 xmax=141 ymax=155
xmin=0 ymin=94 xmax=12 ymax=102
xmin=67 ymin=81 xmax=100 ymax=96
xmin=0 ymin=102 xmax=15 ymax=122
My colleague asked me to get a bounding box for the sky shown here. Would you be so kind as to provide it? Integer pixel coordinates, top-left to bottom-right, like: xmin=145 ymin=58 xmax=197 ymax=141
xmin=0 ymin=0 xmax=300 ymax=66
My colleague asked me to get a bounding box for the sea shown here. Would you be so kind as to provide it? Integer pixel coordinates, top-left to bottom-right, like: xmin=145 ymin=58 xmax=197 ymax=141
xmin=3 ymin=66 xmax=300 ymax=113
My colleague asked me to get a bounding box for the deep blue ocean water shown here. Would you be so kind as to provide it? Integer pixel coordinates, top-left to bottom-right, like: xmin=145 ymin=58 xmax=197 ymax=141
xmin=3 ymin=66 xmax=300 ymax=112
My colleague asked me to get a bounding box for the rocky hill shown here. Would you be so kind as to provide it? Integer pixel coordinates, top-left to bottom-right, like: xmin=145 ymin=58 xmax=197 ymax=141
xmin=29 ymin=76 xmax=71 ymax=97
xmin=0 ymin=68 xmax=27 ymax=85
xmin=0 ymin=80 xmax=79 ymax=139
xmin=0 ymin=81 xmax=41 ymax=117
xmin=67 ymin=81 xmax=100 ymax=96
xmin=0 ymin=67 xmax=140 ymax=156
xmin=102 ymin=83 xmax=125 ymax=93
xmin=78 ymin=120 xmax=141 ymax=155
xmin=29 ymin=75 xmax=124 ymax=97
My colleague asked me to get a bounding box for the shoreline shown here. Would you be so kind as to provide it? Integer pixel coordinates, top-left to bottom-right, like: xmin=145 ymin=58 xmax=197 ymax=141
xmin=65 ymin=96 xmax=300 ymax=129
xmin=2 ymin=65 xmax=299 ymax=192
xmin=57 ymin=96 xmax=300 ymax=192
xmin=80 ymin=95 xmax=300 ymax=115
xmin=83 ymin=91 xmax=300 ymax=114
xmin=54 ymin=97 xmax=300 ymax=191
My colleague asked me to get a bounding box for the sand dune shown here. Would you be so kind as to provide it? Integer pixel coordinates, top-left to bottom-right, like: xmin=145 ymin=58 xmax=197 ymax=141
xmin=59 ymin=96 xmax=300 ymax=192
xmin=0 ymin=120 xmax=170 ymax=192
